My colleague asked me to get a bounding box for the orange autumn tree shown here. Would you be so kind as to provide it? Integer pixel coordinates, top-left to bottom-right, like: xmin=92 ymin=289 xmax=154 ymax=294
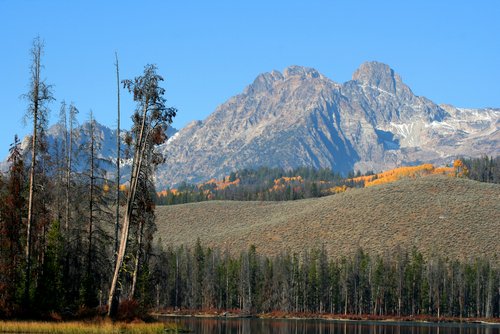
xmin=364 ymin=164 xmax=435 ymax=187
xmin=453 ymin=159 xmax=469 ymax=178
xmin=349 ymin=163 xmax=456 ymax=188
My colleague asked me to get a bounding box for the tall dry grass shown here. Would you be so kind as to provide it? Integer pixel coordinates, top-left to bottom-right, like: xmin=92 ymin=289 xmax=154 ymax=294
xmin=0 ymin=320 xmax=183 ymax=333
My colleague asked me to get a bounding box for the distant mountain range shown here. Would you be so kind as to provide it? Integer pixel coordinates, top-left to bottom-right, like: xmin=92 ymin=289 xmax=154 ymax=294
xmin=0 ymin=120 xmax=177 ymax=184
xmin=2 ymin=61 xmax=499 ymax=188
xmin=157 ymin=61 xmax=499 ymax=187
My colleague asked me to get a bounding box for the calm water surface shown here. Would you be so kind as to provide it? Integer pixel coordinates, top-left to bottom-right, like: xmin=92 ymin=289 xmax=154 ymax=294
xmin=159 ymin=317 xmax=500 ymax=334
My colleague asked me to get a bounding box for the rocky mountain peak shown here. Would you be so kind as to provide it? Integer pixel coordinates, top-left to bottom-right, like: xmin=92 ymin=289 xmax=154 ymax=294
xmin=352 ymin=61 xmax=405 ymax=94
xmin=283 ymin=65 xmax=322 ymax=80
xmin=244 ymin=70 xmax=284 ymax=94
xmin=245 ymin=65 xmax=326 ymax=95
xmin=153 ymin=62 xmax=497 ymax=187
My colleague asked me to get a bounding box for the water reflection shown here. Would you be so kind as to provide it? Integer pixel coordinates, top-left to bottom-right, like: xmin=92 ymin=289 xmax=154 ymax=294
xmin=159 ymin=317 xmax=499 ymax=334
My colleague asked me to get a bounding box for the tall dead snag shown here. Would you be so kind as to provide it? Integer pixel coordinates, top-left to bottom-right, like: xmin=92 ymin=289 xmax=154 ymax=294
xmin=114 ymin=52 xmax=121 ymax=266
xmin=22 ymin=37 xmax=53 ymax=308
xmin=55 ymin=101 xmax=67 ymax=221
xmin=107 ymin=64 xmax=176 ymax=318
xmin=87 ymin=112 xmax=96 ymax=302
xmin=65 ymin=103 xmax=78 ymax=235
xmin=81 ymin=111 xmax=111 ymax=307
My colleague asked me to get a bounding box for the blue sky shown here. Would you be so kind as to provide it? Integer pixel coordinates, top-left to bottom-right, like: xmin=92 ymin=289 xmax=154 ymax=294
xmin=1 ymin=1 xmax=499 ymax=157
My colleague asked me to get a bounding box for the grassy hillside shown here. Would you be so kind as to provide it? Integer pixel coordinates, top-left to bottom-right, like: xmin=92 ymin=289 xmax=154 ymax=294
xmin=155 ymin=175 xmax=500 ymax=261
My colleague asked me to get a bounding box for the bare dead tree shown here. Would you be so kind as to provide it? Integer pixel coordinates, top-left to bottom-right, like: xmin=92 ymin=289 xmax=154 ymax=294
xmin=114 ymin=52 xmax=121 ymax=266
xmin=22 ymin=36 xmax=53 ymax=307
xmin=87 ymin=112 xmax=96 ymax=290
xmin=65 ymin=103 xmax=78 ymax=235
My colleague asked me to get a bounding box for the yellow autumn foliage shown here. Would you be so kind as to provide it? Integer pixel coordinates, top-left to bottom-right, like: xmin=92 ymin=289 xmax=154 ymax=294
xmin=273 ymin=176 xmax=303 ymax=185
xmin=215 ymin=177 xmax=240 ymax=190
xmin=157 ymin=188 xmax=178 ymax=197
xmin=268 ymin=176 xmax=304 ymax=193
xmin=349 ymin=163 xmax=456 ymax=188
xmin=350 ymin=174 xmax=377 ymax=184
xmin=102 ymin=182 xmax=129 ymax=193
xmin=365 ymin=164 xmax=435 ymax=187
xmin=434 ymin=166 xmax=454 ymax=175
xmin=329 ymin=185 xmax=347 ymax=194
xmin=453 ymin=159 xmax=469 ymax=178
xmin=155 ymin=163 xmax=462 ymax=199
xmin=201 ymin=177 xmax=241 ymax=190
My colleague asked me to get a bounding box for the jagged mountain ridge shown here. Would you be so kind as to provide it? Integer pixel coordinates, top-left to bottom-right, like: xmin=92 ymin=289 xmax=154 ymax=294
xmin=0 ymin=121 xmax=177 ymax=184
xmin=158 ymin=61 xmax=499 ymax=187
xmin=2 ymin=61 xmax=498 ymax=188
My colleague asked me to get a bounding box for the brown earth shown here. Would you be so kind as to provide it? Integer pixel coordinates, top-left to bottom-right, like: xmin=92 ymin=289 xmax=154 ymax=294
xmin=155 ymin=175 xmax=500 ymax=261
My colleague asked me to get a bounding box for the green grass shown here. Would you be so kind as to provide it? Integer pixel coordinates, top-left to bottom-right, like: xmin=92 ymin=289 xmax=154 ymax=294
xmin=0 ymin=320 xmax=186 ymax=333
xmin=155 ymin=175 xmax=500 ymax=262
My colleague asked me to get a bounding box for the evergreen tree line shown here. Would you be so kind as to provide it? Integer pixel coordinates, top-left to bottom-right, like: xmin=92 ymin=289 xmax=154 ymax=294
xmin=0 ymin=107 xmax=159 ymax=318
xmin=0 ymin=114 xmax=122 ymax=317
xmin=0 ymin=38 xmax=175 ymax=319
xmin=145 ymin=243 xmax=500 ymax=318
xmin=462 ymin=156 xmax=500 ymax=183
xmin=155 ymin=156 xmax=500 ymax=206
xmin=156 ymin=167 xmax=363 ymax=205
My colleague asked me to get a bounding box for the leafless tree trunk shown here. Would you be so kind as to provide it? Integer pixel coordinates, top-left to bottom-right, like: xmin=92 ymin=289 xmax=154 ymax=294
xmin=65 ymin=104 xmax=77 ymax=234
xmin=25 ymin=112 xmax=36 ymax=306
xmin=485 ymin=270 xmax=493 ymax=318
xmin=23 ymin=37 xmax=53 ymax=307
xmin=114 ymin=52 xmax=121 ymax=265
xmin=476 ymin=266 xmax=481 ymax=317
xmin=25 ymin=42 xmax=40 ymax=307
xmin=130 ymin=218 xmax=144 ymax=298
xmin=175 ymin=251 xmax=179 ymax=309
xmin=342 ymin=266 xmax=348 ymax=315
xmin=87 ymin=113 xmax=95 ymax=282
xmin=55 ymin=102 xmax=67 ymax=221
xmin=107 ymin=100 xmax=149 ymax=317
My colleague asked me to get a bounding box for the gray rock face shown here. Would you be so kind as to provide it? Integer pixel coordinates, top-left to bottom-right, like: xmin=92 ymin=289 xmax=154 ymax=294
xmin=156 ymin=61 xmax=499 ymax=188
xmin=352 ymin=62 xmax=402 ymax=94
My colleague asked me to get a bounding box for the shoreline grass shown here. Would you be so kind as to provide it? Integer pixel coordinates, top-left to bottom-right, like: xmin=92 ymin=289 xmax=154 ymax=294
xmin=0 ymin=320 xmax=187 ymax=333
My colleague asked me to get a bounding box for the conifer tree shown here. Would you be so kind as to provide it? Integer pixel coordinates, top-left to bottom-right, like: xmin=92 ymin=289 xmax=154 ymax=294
xmin=108 ymin=64 xmax=176 ymax=318
xmin=0 ymin=136 xmax=25 ymax=315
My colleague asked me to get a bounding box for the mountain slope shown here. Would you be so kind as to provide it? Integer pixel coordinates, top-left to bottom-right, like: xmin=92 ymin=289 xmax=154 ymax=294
xmin=157 ymin=61 xmax=499 ymax=187
xmin=155 ymin=175 xmax=500 ymax=261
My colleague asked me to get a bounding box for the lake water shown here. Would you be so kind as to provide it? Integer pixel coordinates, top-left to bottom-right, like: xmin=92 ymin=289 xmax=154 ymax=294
xmin=159 ymin=317 xmax=500 ymax=334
